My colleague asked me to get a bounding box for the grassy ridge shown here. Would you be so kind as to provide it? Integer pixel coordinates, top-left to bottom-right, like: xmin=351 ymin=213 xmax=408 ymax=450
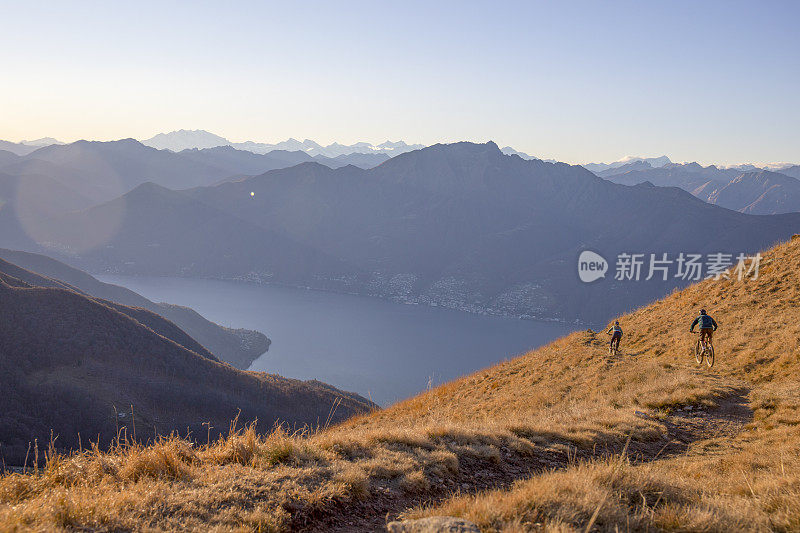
xmin=0 ymin=248 xmax=270 ymax=369
xmin=0 ymin=264 xmax=375 ymax=473
xmin=406 ymin=237 xmax=800 ymax=530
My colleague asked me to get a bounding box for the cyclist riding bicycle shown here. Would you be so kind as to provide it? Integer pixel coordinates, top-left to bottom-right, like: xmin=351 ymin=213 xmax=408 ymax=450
xmin=606 ymin=320 xmax=623 ymax=352
xmin=690 ymin=309 xmax=718 ymax=348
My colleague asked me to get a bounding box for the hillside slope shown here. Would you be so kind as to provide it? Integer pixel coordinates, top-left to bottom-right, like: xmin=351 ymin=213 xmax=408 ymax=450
xmin=0 ymin=266 xmax=375 ymax=467
xmin=0 ymin=248 xmax=270 ymax=369
xmin=0 ymin=257 xmax=219 ymax=362
xmin=32 ymin=181 xmax=356 ymax=283
xmin=1 ymin=237 xmax=798 ymax=531
xmin=400 ymin=238 xmax=800 ymax=531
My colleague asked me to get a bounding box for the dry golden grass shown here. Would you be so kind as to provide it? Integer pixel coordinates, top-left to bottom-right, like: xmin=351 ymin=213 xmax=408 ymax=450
xmin=404 ymin=238 xmax=800 ymax=531
xmin=407 ymin=446 xmax=800 ymax=532
xmin=2 ymin=237 xmax=800 ymax=531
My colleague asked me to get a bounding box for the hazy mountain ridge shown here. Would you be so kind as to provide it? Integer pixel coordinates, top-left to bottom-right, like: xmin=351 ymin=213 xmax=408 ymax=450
xmin=0 ymin=138 xmax=64 ymax=156
xmin=599 ymin=162 xmax=800 ymax=214
xmin=582 ymin=155 xmax=672 ymax=173
xmin=32 ymin=181 xmax=359 ymax=287
xmin=0 ymin=139 xmax=392 ymax=211
xmin=7 ymin=139 xmax=230 ymax=203
xmin=176 ymin=144 xmax=390 ymax=174
xmin=779 ymin=165 xmax=800 ymax=179
xmin=182 ymin=142 xmax=800 ymax=322
xmin=708 ymin=170 xmax=800 ymax=214
xmin=16 ymin=141 xmax=800 ymax=324
xmin=3 ymin=139 xmax=800 ymax=322
xmin=0 ymin=150 xmax=20 ymax=166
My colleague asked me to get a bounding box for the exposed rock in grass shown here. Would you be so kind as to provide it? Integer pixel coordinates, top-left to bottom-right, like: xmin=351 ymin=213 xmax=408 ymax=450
xmin=387 ymin=516 xmax=480 ymax=533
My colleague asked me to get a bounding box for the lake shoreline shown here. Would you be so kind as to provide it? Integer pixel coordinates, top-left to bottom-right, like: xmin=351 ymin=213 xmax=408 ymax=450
xmin=97 ymin=274 xmax=579 ymax=406
xmin=93 ymin=270 xmax=600 ymax=328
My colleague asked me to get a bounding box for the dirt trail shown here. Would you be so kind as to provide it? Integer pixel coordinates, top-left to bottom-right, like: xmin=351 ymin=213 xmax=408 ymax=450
xmin=665 ymin=387 xmax=752 ymax=443
xmin=298 ymin=356 xmax=755 ymax=532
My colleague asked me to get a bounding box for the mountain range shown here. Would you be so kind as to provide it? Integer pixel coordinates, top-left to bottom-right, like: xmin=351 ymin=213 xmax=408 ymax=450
xmin=0 ymin=139 xmax=392 ymax=215
xmin=0 ymin=138 xmax=63 ymax=156
xmin=141 ymin=129 xmax=426 ymax=157
xmin=5 ymin=133 xmax=795 ymax=182
xmin=176 ymin=144 xmax=390 ymax=177
xmin=11 ymin=141 xmax=800 ymax=324
xmin=777 ymin=165 xmax=800 ymax=179
xmin=29 ymin=180 xmax=354 ymax=279
xmin=583 ymin=155 xmax=673 ymax=173
xmin=598 ymin=161 xmax=800 ymax=214
xmin=499 ymin=146 xmax=559 ymax=163
xmin=0 ymin=257 xmax=374 ymax=464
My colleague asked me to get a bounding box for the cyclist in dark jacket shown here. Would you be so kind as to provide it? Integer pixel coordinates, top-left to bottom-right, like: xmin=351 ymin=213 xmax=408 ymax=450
xmin=690 ymin=309 xmax=718 ymax=348
xmin=607 ymin=320 xmax=623 ymax=351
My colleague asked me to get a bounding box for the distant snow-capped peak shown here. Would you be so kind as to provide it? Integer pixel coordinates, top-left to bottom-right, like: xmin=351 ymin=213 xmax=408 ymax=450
xmin=140 ymin=130 xmax=424 ymax=157
xmin=582 ymin=155 xmax=672 ymax=173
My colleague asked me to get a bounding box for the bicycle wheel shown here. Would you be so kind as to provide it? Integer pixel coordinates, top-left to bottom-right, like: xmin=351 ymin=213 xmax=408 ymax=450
xmin=706 ymin=344 xmax=714 ymax=368
xmin=695 ymin=340 xmax=703 ymax=364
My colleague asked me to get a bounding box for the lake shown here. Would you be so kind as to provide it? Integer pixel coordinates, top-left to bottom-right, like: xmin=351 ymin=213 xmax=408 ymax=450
xmin=98 ymin=275 xmax=577 ymax=406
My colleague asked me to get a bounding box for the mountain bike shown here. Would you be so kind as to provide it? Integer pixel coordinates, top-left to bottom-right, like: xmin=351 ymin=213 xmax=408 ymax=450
xmin=609 ymin=336 xmax=621 ymax=356
xmin=693 ymin=333 xmax=715 ymax=368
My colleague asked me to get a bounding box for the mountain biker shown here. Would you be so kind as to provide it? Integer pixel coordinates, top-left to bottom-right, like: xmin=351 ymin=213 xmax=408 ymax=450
xmin=607 ymin=320 xmax=623 ymax=351
xmin=690 ymin=309 xmax=718 ymax=348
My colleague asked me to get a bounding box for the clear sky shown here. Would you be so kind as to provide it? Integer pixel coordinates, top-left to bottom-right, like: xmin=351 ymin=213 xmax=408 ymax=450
xmin=1 ymin=0 xmax=798 ymax=165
